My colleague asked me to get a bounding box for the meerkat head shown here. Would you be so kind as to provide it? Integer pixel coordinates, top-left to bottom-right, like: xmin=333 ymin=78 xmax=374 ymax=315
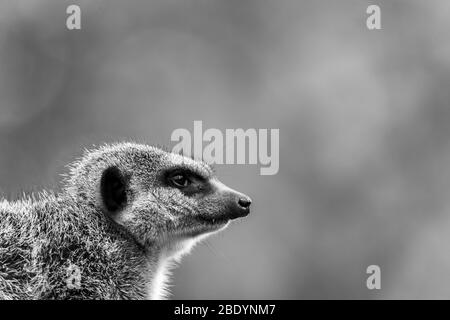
xmin=65 ymin=143 xmax=251 ymax=254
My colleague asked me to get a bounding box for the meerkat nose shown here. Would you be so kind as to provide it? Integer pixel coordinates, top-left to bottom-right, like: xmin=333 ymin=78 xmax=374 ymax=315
xmin=238 ymin=197 xmax=252 ymax=209
xmin=229 ymin=194 xmax=251 ymax=219
xmin=211 ymin=179 xmax=252 ymax=219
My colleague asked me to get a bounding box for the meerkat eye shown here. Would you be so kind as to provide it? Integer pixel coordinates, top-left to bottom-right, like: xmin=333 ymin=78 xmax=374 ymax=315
xmin=169 ymin=174 xmax=190 ymax=188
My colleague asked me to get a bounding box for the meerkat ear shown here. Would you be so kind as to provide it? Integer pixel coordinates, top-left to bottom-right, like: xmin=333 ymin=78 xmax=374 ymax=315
xmin=100 ymin=166 xmax=128 ymax=213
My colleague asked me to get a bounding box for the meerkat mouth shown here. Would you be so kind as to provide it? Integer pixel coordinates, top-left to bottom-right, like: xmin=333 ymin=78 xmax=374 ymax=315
xmin=197 ymin=206 xmax=250 ymax=226
xmin=197 ymin=215 xmax=230 ymax=225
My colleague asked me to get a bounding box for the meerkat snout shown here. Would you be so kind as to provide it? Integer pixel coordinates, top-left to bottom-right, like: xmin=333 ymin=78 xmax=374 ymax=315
xmin=209 ymin=179 xmax=252 ymax=220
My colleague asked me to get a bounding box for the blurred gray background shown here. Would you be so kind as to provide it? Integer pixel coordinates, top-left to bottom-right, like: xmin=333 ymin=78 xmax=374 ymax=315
xmin=1 ymin=0 xmax=450 ymax=299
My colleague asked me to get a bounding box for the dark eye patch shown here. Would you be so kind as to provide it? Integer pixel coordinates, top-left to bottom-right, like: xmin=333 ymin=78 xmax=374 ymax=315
xmin=164 ymin=167 xmax=211 ymax=196
xmin=165 ymin=166 xmax=207 ymax=183
xmin=169 ymin=173 xmax=190 ymax=188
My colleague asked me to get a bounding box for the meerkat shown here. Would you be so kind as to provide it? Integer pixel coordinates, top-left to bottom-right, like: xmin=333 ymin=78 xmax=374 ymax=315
xmin=0 ymin=142 xmax=252 ymax=300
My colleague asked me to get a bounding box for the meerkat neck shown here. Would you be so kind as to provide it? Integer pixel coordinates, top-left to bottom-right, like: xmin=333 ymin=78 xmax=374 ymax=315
xmin=144 ymin=237 xmax=200 ymax=300
xmin=145 ymin=248 xmax=176 ymax=300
